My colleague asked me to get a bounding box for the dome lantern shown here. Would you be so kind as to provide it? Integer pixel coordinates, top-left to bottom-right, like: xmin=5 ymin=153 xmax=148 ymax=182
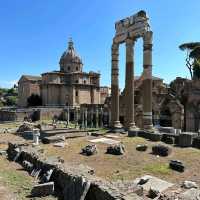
xmin=59 ymin=38 xmax=83 ymax=73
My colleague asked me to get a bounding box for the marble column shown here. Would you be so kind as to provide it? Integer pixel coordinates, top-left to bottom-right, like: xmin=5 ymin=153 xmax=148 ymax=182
xmin=125 ymin=38 xmax=137 ymax=131
xmin=81 ymin=107 xmax=84 ymax=129
xmin=142 ymin=31 xmax=153 ymax=130
xmin=74 ymin=107 xmax=79 ymax=128
xmin=111 ymin=42 xmax=122 ymax=129
xmin=95 ymin=106 xmax=99 ymax=128
xmin=67 ymin=106 xmax=70 ymax=126
xmin=85 ymin=107 xmax=88 ymax=129
xmin=91 ymin=108 xmax=94 ymax=128
xmin=99 ymin=107 xmax=103 ymax=127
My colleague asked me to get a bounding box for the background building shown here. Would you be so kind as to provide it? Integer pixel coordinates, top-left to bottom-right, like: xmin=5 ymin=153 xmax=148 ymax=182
xmin=18 ymin=39 xmax=104 ymax=107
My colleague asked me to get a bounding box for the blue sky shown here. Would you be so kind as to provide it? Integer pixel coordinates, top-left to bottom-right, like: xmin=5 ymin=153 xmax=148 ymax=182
xmin=0 ymin=0 xmax=200 ymax=89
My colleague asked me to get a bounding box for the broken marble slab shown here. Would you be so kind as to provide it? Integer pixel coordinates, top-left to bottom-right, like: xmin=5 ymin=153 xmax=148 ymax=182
xmin=181 ymin=188 xmax=200 ymax=200
xmin=135 ymin=175 xmax=174 ymax=193
xmin=105 ymin=134 xmax=121 ymax=139
xmin=88 ymin=137 xmax=120 ymax=145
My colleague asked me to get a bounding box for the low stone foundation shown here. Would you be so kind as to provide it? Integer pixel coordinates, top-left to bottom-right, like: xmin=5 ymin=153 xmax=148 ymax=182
xmin=7 ymin=142 xmax=141 ymax=200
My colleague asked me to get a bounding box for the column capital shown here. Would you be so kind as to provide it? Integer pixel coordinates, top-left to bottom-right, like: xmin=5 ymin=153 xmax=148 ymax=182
xmin=125 ymin=37 xmax=135 ymax=46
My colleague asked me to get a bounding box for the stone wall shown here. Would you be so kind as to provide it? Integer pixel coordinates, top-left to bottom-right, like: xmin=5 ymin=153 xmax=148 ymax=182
xmin=0 ymin=107 xmax=64 ymax=122
xmin=7 ymin=143 xmax=138 ymax=200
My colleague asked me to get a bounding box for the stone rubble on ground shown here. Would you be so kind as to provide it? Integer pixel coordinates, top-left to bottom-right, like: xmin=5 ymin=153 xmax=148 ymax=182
xmin=148 ymin=187 xmax=160 ymax=198
xmin=81 ymin=144 xmax=98 ymax=156
xmin=152 ymin=145 xmax=171 ymax=157
xmin=182 ymin=181 xmax=198 ymax=189
xmin=106 ymin=143 xmax=125 ymax=155
xmin=31 ymin=181 xmax=54 ymax=197
xmin=136 ymin=144 xmax=148 ymax=151
xmin=169 ymin=160 xmax=185 ymax=172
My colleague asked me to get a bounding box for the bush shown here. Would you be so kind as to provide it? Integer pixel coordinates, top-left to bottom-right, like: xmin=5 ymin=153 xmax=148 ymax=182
xmin=6 ymin=96 xmax=18 ymax=106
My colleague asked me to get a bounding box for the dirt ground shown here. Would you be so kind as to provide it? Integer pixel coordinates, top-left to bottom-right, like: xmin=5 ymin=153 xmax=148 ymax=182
xmin=0 ymin=125 xmax=200 ymax=197
xmin=40 ymin=135 xmax=200 ymax=185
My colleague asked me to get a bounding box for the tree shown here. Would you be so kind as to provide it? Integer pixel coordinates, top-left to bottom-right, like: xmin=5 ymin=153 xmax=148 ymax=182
xmin=6 ymin=96 xmax=18 ymax=106
xmin=179 ymin=42 xmax=200 ymax=79
xmin=27 ymin=94 xmax=42 ymax=107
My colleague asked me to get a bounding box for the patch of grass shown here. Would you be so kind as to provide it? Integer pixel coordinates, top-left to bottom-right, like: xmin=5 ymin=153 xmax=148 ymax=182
xmin=0 ymin=158 xmax=57 ymax=200
xmin=0 ymin=167 xmax=33 ymax=199
xmin=143 ymin=163 xmax=171 ymax=175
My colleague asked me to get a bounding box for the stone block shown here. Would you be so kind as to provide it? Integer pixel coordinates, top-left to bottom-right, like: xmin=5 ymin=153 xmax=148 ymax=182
xmin=137 ymin=130 xmax=149 ymax=139
xmin=128 ymin=130 xmax=139 ymax=137
xmin=138 ymin=175 xmax=174 ymax=193
xmin=192 ymin=137 xmax=200 ymax=149
xmin=136 ymin=144 xmax=148 ymax=152
xmin=22 ymin=131 xmax=33 ymax=140
xmin=148 ymin=132 xmax=162 ymax=141
xmin=182 ymin=181 xmax=198 ymax=189
xmin=81 ymin=144 xmax=97 ymax=156
xmin=106 ymin=143 xmax=125 ymax=155
xmin=31 ymin=182 xmax=54 ymax=197
xmin=152 ymin=145 xmax=171 ymax=157
xmin=161 ymin=134 xmax=175 ymax=144
xmin=179 ymin=132 xmax=198 ymax=147
xmin=169 ymin=160 xmax=185 ymax=172
xmin=158 ymin=127 xmax=176 ymax=134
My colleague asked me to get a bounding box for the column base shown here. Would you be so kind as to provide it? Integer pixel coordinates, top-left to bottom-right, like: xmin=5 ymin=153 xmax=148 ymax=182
xmin=111 ymin=121 xmax=124 ymax=133
xmin=128 ymin=123 xmax=140 ymax=137
xmin=143 ymin=124 xmax=157 ymax=133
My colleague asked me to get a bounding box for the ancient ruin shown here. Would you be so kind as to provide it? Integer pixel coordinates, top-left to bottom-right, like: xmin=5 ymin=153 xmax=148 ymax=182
xmin=0 ymin=7 xmax=200 ymax=200
xmin=111 ymin=11 xmax=154 ymax=133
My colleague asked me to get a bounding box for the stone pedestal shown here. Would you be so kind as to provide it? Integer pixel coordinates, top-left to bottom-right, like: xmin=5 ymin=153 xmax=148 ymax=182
xmin=33 ymin=128 xmax=40 ymax=145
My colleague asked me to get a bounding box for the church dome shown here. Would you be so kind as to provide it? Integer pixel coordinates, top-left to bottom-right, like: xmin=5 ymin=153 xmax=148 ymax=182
xmin=59 ymin=38 xmax=83 ymax=73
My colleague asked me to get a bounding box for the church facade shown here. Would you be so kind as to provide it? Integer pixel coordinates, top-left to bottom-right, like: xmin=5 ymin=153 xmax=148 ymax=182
xmin=18 ymin=39 xmax=101 ymax=107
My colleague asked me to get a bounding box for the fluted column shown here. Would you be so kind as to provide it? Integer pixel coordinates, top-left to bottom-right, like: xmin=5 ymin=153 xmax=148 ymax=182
xmin=125 ymin=38 xmax=137 ymax=130
xmin=85 ymin=107 xmax=88 ymax=128
xmin=111 ymin=42 xmax=122 ymax=129
xmin=142 ymin=31 xmax=153 ymax=130
xmin=95 ymin=105 xmax=99 ymax=128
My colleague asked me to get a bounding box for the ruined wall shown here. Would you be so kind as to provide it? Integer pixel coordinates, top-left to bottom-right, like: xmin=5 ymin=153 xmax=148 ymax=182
xmin=7 ymin=143 xmax=134 ymax=200
xmin=0 ymin=107 xmax=64 ymax=122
